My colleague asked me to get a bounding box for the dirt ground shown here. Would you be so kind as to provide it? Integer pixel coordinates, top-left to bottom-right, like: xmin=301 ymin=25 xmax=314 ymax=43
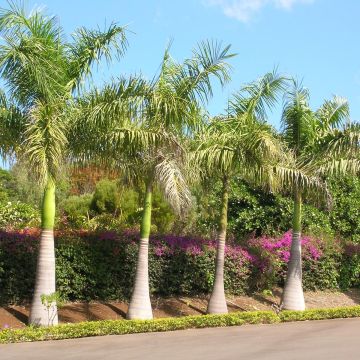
xmin=1 ymin=288 xmax=359 ymax=329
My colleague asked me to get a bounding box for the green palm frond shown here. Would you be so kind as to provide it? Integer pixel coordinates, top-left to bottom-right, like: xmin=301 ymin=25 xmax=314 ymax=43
xmin=23 ymin=100 xmax=68 ymax=185
xmin=0 ymin=89 xmax=25 ymax=160
xmin=72 ymin=75 xmax=149 ymax=129
xmin=314 ymin=124 xmax=360 ymax=158
xmin=318 ymin=158 xmax=360 ymax=177
xmin=0 ymin=1 xmax=62 ymax=41
xmin=178 ymin=40 xmax=234 ymax=104
xmin=316 ymin=96 xmax=349 ymax=129
xmin=67 ymin=23 xmax=128 ymax=91
xmin=0 ymin=2 xmax=66 ymax=106
xmin=230 ymin=70 xmax=288 ymax=120
xmin=281 ymin=81 xmax=314 ymax=153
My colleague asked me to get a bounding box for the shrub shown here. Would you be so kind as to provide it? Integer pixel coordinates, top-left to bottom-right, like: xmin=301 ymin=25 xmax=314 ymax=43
xmin=60 ymin=194 xmax=93 ymax=228
xmin=248 ymin=232 xmax=342 ymax=291
xmin=339 ymin=243 xmax=360 ymax=289
xmin=0 ymin=201 xmax=39 ymax=230
xmin=0 ymin=229 xmax=251 ymax=304
xmin=0 ymin=229 xmax=358 ymax=305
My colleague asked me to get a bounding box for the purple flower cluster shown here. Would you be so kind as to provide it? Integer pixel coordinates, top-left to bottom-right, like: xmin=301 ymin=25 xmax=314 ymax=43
xmin=0 ymin=228 xmax=354 ymax=267
xmin=249 ymin=231 xmax=323 ymax=266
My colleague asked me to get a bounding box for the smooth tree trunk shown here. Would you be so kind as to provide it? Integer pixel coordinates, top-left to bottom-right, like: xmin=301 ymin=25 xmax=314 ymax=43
xmin=127 ymin=176 xmax=153 ymax=320
xmin=207 ymin=175 xmax=229 ymax=314
xmin=281 ymin=190 xmax=305 ymax=311
xmin=29 ymin=179 xmax=58 ymax=326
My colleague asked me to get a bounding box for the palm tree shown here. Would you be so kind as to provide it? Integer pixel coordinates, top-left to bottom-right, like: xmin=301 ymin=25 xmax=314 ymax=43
xmin=71 ymin=41 xmax=235 ymax=319
xmin=280 ymin=81 xmax=360 ymax=310
xmin=192 ymin=71 xmax=288 ymax=314
xmin=0 ymin=2 xmax=128 ymax=325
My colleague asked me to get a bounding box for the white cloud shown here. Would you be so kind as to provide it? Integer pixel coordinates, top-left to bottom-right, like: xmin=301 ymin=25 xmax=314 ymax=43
xmin=204 ymin=0 xmax=315 ymax=23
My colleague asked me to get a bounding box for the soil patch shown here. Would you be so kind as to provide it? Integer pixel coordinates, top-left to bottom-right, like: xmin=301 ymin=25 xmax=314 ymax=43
xmin=1 ymin=288 xmax=359 ymax=329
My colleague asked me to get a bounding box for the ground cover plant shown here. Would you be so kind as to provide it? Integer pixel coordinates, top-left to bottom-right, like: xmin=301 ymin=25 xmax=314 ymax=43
xmin=1 ymin=306 xmax=360 ymax=344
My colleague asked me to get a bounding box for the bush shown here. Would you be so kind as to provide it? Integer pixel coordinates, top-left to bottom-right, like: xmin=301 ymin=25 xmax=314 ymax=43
xmin=0 ymin=230 xmax=251 ymax=304
xmin=0 ymin=230 xmax=358 ymax=305
xmin=60 ymin=194 xmax=93 ymax=228
xmin=339 ymin=243 xmax=360 ymax=289
xmin=91 ymin=179 xmax=120 ymax=214
xmin=1 ymin=306 xmax=359 ymax=344
xmin=0 ymin=201 xmax=39 ymax=230
xmin=248 ymin=232 xmax=343 ymax=291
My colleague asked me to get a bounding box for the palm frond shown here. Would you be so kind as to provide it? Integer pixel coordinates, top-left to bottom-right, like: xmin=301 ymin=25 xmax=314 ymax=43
xmin=23 ymin=100 xmax=68 ymax=185
xmin=316 ymin=96 xmax=349 ymax=129
xmin=281 ymin=81 xmax=313 ymax=153
xmin=155 ymin=157 xmax=192 ymax=215
xmin=230 ymin=69 xmax=288 ymax=120
xmin=67 ymin=23 xmax=128 ymax=90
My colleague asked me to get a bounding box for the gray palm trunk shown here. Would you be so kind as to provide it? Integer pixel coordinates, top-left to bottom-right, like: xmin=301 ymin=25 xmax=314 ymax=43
xmin=207 ymin=232 xmax=228 ymax=313
xmin=29 ymin=229 xmax=58 ymax=326
xmin=127 ymin=177 xmax=153 ymax=320
xmin=207 ymin=175 xmax=228 ymax=314
xmin=127 ymin=237 xmax=153 ymax=319
xmin=281 ymin=191 xmax=305 ymax=310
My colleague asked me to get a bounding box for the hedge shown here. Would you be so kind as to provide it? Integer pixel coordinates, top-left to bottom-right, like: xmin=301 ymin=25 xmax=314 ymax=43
xmin=0 ymin=229 xmax=359 ymax=305
xmin=1 ymin=306 xmax=360 ymax=344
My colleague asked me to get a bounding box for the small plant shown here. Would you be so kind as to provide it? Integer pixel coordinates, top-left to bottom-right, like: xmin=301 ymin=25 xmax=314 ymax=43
xmin=262 ymin=289 xmax=274 ymax=297
xmin=40 ymin=292 xmax=64 ymax=327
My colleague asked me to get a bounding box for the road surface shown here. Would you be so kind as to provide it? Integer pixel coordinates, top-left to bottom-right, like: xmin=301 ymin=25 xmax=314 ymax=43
xmin=1 ymin=318 xmax=359 ymax=360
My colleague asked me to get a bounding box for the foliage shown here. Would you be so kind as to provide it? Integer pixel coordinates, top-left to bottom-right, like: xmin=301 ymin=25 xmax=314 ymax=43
xmin=0 ymin=201 xmax=39 ymax=229
xmin=0 ymin=229 xmax=358 ymax=305
xmin=329 ymin=176 xmax=360 ymax=242
xmin=91 ymin=179 xmax=120 ymax=214
xmin=0 ymin=168 xmax=14 ymax=202
xmin=192 ymin=177 xmax=333 ymax=238
xmin=248 ymin=231 xmax=342 ymax=291
xmin=1 ymin=306 xmax=360 ymax=343
xmin=338 ymin=243 xmax=360 ymax=289
xmin=40 ymin=292 xmax=64 ymax=326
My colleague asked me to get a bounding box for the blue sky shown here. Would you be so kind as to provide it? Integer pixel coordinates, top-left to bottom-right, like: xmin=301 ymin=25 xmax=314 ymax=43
xmin=1 ymin=0 xmax=360 ymax=129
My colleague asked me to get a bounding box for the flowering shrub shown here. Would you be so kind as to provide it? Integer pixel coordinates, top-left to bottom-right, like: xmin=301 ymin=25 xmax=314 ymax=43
xmin=0 ymin=229 xmax=358 ymax=305
xmin=248 ymin=231 xmax=342 ymax=290
xmin=0 ymin=229 xmax=251 ymax=304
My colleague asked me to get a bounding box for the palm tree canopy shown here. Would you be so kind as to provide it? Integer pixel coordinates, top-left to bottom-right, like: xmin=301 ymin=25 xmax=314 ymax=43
xmin=281 ymin=80 xmax=360 ymax=179
xmin=70 ymin=40 xmax=235 ymax=215
xmin=0 ymin=2 xmax=128 ymax=184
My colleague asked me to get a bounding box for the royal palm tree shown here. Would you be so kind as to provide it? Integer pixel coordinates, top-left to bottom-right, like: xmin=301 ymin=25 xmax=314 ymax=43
xmin=71 ymin=41 xmax=235 ymax=319
xmin=0 ymin=2 xmax=128 ymax=325
xmin=281 ymin=81 xmax=360 ymax=310
xmin=192 ymin=71 xmax=289 ymax=314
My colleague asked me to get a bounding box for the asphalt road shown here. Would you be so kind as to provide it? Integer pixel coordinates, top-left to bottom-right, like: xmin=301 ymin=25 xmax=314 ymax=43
xmin=1 ymin=318 xmax=359 ymax=360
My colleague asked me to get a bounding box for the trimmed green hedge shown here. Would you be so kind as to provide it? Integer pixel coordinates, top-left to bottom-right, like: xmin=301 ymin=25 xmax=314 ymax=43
xmin=0 ymin=229 xmax=359 ymax=305
xmin=1 ymin=306 xmax=360 ymax=344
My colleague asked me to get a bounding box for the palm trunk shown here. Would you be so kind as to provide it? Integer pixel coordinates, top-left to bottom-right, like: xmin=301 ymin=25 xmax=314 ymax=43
xmin=127 ymin=176 xmax=153 ymax=320
xmin=207 ymin=175 xmax=228 ymax=314
xmin=29 ymin=179 xmax=58 ymax=326
xmin=281 ymin=190 xmax=305 ymax=311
